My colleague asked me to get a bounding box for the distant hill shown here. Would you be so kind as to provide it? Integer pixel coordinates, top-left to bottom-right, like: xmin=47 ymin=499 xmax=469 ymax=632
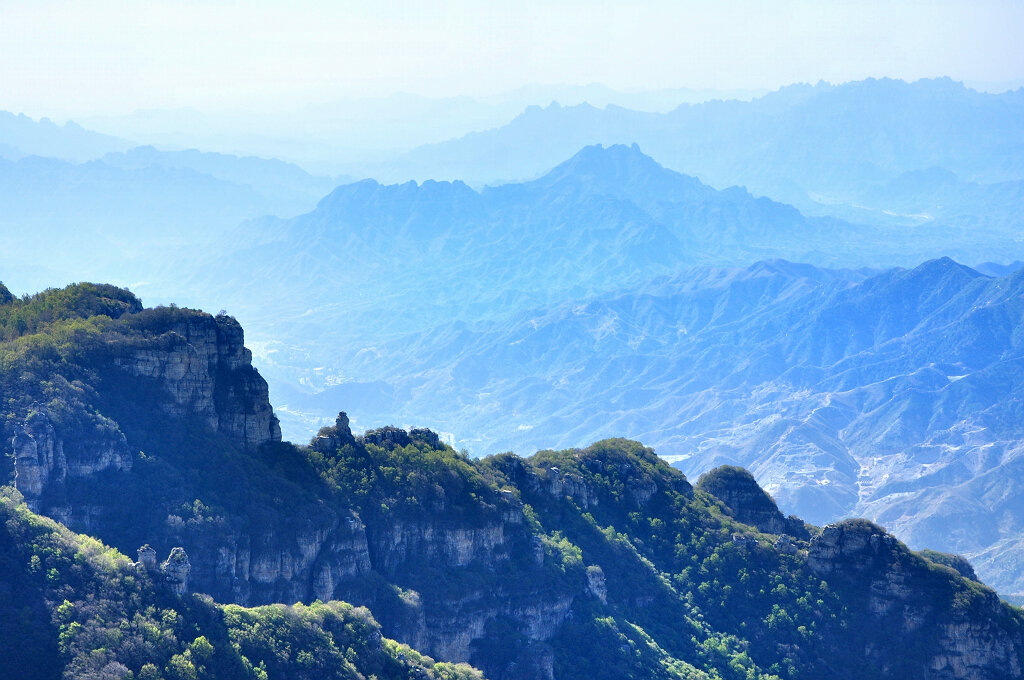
xmin=101 ymin=145 xmax=335 ymax=208
xmin=365 ymin=79 xmax=1024 ymax=245
xmin=181 ymin=142 xmax=1020 ymax=345
xmin=0 ymin=148 xmax=335 ymax=296
xmin=73 ymin=84 xmax=767 ymax=174
xmin=0 ymin=111 xmax=132 ymax=161
xmin=176 ymin=144 xmax=856 ymax=339
xmin=378 ymin=78 xmax=1024 ymax=190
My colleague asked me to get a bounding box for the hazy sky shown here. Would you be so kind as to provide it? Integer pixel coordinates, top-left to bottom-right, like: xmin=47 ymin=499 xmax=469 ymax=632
xmin=2 ymin=0 xmax=1022 ymax=117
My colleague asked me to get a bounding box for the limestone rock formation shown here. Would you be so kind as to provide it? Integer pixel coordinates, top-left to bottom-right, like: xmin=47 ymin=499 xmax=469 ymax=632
xmin=409 ymin=428 xmax=441 ymax=449
xmin=312 ymin=411 xmax=357 ymax=452
xmin=204 ymin=509 xmax=374 ymax=606
xmin=161 ymin=547 xmax=191 ymax=595
xmin=11 ymin=409 xmax=65 ymax=508
xmin=362 ymin=426 xmax=413 ymax=449
xmin=137 ymin=544 xmax=157 ymax=570
xmin=361 ymin=425 xmax=444 ymax=450
xmin=807 ymin=519 xmax=897 ymax=574
xmin=114 ymin=312 xmax=281 ymax=449
xmin=808 ymin=519 xmax=1024 ymax=677
xmin=586 ymin=565 xmax=608 ymax=604
xmin=12 ymin=406 xmax=131 ymax=511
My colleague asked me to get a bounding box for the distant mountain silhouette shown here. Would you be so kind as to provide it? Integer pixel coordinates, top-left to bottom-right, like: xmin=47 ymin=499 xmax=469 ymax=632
xmin=101 ymin=145 xmax=334 ymax=205
xmin=381 ymin=78 xmax=1024 ymax=190
xmin=0 ymin=148 xmax=333 ymax=296
xmin=188 ymin=143 xmax=1021 ymax=341
xmin=0 ymin=111 xmax=131 ymax=161
xmin=182 ymin=144 xmax=885 ymax=350
xmin=364 ymin=79 xmax=1024 ymax=250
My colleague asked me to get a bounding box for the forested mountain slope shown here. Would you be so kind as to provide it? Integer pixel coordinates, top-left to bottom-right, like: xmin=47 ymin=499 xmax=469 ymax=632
xmin=1 ymin=281 xmax=1022 ymax=680
xmin=0 ymin=489 xmax=483 ymax=680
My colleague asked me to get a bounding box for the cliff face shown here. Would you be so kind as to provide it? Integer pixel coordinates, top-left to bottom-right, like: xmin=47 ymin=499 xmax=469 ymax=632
xmin=0 ymin=495 xmax=486 ymax=680
xmin=6 ymin=305 xmax=280 ymax=512
xmin=112 ymin=312 xmax=281 ymax=449
xmin=12 ymin=406 xmax=132 ymax=512
xmin=809 ymin=520 xmax=1024 ymax=679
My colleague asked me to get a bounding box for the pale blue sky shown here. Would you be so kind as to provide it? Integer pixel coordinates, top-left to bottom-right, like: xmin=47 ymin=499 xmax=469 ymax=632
xmin=1 ymin=0 xmax=1022 ymax=117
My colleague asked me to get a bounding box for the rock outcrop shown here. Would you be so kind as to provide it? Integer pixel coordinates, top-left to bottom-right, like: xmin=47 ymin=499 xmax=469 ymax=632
xmin=198 ymin=509 xmax=373 ymax=606
xmin=137 ymin=544 xmax=191 ymax=595
xmin=7 ymin=308 xmax=279 ymax=512
xmin=362 ymin=425 xmax=444 ymax=450
xmin=12 ymin=406 xmax=131 ymax=511
xmin=809 ymin=519 xmax=1024 ymax=678
xmin=697 ymin=465 xmax=807 ymax=537
xmin=807 ymin=519 xmax=898 ymax=574
xmin=363 ymin=426 xmax=414 ymax=449
xmin=137 ymin=544 xmax=157 ymax=570
xmin=312 ymin=411 xmax=357 ymax=452
xmin=11 ymin=409 xmax=65 ymax=507
xmin=161 ymin=546 xmax=191 ymax=595
xmin=114 ymin=312 xmax=281 ymax=449
xmin=586 ymin=565 xmax=608 ymax=603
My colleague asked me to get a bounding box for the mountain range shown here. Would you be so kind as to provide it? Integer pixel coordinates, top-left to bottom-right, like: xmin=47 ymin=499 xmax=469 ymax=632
xmin=362 ymin=79 xmax=1024 ymax=254
xmin=375 ymin=78 xmax=1024 ymax=190
xmin=5 ymin=75 xmax=1024 ymax=677
xmin=1 ymin=282 xmax=1021 ymax=679
xmin=4 ymin=78 xmax=1024 ymax=609
xmin=0 ymin=111 xmax=131 ymax=162
xmin=280 ymin=255 xmax=1024 ymax=595
xmin=69 ymin=143 xmax=1010 ymax=598
xmin=175 ymin=141 xmax=1024 ymax=352
xmin=0 ymin=145 xmax=334 ymax=295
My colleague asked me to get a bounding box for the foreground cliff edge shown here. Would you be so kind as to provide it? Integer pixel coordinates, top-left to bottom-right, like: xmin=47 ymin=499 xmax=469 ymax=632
xmin=1 ymin=282 xmax=1023 ymax=680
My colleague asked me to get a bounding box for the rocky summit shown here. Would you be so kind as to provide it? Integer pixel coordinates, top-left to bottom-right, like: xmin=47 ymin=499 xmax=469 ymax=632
xmin=2 ymin=283 xmax=1024 ymax=679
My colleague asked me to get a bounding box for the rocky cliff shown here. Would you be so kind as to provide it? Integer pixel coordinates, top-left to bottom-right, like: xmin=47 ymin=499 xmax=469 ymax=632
xmin=11 ymin=405 xmax=132 ymax=511
xmin=696 ymin=465 xmax=807 ymax=537
xmin=3 ymin=291 xmax=280 ymax=514
xmin=808 ymin=519 xmax=1024 ymax=679
xmin=112 ymin=310 xmax=281 ymax=449
xmin=0 ymin=493 xmax=485 ymax=680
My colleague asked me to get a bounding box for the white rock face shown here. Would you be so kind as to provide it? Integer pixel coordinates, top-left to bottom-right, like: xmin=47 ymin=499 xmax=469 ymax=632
xmin=114 ymin=314 xmax=281 ymax=449
xmin=374 ymin=519 xmax=509 ymax=573
xmin=161 ymin=547 xmax=191 ymax=595
xmin=12 ymin=410 xmax=64 ymax=505
xmin=12 ymin=407 xmax=131 ymax=510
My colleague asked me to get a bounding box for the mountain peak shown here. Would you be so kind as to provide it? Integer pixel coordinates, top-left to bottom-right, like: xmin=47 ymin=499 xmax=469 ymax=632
xmin=532 ymin=143 xmax=710 ymax=201
xmin=553 ymin=142 xmax=657 ymax=174
xmin=908 ymin=256 xmax=984 ymax=281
